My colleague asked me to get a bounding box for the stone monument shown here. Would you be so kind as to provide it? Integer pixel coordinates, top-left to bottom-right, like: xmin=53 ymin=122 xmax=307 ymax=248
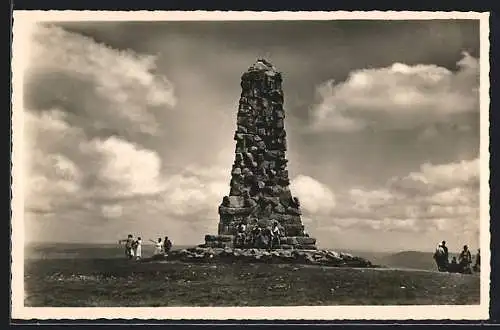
xmin=205 ymin=59 xmax=317 ymax=250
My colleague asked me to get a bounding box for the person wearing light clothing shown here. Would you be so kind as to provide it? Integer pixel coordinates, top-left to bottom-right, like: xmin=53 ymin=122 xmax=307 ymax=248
xmin=150 ymin=238 xmax=163 ymax=256
xmin=133 ymin=237 xmax=142 ymax=260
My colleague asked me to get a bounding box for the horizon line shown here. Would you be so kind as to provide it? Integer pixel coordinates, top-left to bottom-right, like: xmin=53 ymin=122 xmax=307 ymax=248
xmin=24 ymin=241 xmax=449 ymax=254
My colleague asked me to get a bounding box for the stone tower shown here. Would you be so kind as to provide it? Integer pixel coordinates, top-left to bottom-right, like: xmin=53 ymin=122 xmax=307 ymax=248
xmin=217 ymin=59 xmax=312 ymax=244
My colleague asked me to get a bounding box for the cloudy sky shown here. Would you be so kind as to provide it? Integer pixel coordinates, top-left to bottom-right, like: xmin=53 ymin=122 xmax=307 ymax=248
xmin=22 ymin=19 xmax=481 ymax=252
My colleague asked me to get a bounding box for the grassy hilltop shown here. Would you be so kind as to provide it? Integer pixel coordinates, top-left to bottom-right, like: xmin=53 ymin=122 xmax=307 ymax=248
xmin=24 ymin=243 xmax=480 ymax=307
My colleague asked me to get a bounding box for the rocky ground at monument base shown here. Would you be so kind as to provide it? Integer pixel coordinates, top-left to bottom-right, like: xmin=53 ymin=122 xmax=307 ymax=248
xmin=145 ymin=247 xmax=375 ymax=268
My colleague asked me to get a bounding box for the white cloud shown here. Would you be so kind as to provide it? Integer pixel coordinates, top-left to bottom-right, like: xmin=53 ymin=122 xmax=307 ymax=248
xmin=23 ymin=109 xmax=84 ymax=157
xmin=290 ymin=175 xmax=336 ymax=214
xmin=349 ymin=188 xmax=396 ymax=211
xmin=389 ymin=158 xmax=479 ymax=195
xmin=310 ymin=52 xmax=479 ymax=132
xmin=101 ymin=204 xmax=123 ymax=219
xmin=88 ymin=136 xmax=165 ymax=197
xmin=183 ymin=164 xmax=230 ymax=181
xmin=27 ymin=24 xmax=176 ymax=135
xmin=331 ymin=157 xmax=480 ymax=245
xmin=23 ymin=110 xmax=81 ymax=213
xmin=49 ymin=154 xmax=80 ymax=181
xmin=25 ymin=110 xmax=167 ymax=198
xmin=22 ymin=25 xmax=180 ymax=221
xmin=158 ymin=169 xmax=228 ymax=217
xmin=428 ymin=187 xmax=475 ymax=207
xmin=272 ymin=165 xmax=476 ymax=242
xmin=22 ymin=22 xmax=227 ymax=227
xmin=25 ymin=152 xmax=82 ymax=214
xmin=24 ymin=108 xmax=230 ymax=225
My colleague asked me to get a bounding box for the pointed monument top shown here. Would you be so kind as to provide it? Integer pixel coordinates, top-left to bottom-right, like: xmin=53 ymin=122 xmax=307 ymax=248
xmin=248 ymin=58 xmax=278 ymax=74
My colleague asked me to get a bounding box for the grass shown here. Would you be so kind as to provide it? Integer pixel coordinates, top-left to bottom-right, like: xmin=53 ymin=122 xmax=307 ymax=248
xmin=24 ymin=258 xmax=480 ymax=307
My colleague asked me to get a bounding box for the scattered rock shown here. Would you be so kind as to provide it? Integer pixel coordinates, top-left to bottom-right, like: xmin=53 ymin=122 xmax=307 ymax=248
xmin=157 ymin=247 xmax=373 ymax=268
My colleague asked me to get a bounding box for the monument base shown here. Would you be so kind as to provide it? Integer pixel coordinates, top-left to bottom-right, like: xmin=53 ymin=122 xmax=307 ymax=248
xmin=199 ymin=234 xmax=317 ymax=250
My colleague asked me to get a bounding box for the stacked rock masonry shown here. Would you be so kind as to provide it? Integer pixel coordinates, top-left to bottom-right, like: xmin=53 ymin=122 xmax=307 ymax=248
xmin=215 ymin=59 xmax=317 ymax=250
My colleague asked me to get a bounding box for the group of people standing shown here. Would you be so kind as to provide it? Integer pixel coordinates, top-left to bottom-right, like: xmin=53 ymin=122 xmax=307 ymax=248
xmin=151 ymin=236 xmax=173 ymax=257
xmin=433 ymin=240 xmax=480 ymax=274
xmin=119 ymin=235 xmax=142 ymax=260
xmin=119 ymin=234 xmax=172 ymax=260
xmin=233 ymin=220 xmax=285 ymax=249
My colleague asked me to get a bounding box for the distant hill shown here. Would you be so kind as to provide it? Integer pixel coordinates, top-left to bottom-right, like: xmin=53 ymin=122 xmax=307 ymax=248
xmin=373 ymin=250 xmax=467 ymax=271
xmin=317 ymin=249 xmax=432 ymax=271
xmin=372 ymin=251 xmax=435 ymax=271
xmin=24 ymin=242 xmax=195 ymax=260
xmin=25 ymin=243 xmax=467 ymax=272
xmin=316 ymin=249 xmax=437 ymax=270
xmin=335 ymin=250 xmax=392 ymax=265
xmin=334 ymin=249 xmax=472 ymax=271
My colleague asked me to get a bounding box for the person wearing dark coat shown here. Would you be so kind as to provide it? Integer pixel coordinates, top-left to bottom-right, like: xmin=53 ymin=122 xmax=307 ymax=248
xmin=163 ymin=236 xmax=173 ymax=254
xmin=459 ymin=245 xmax=472 ymax=274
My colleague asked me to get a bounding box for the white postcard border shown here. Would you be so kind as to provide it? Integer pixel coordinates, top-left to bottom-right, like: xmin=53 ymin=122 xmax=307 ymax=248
xmin=11 ymin=10 xmax=491 ymax=321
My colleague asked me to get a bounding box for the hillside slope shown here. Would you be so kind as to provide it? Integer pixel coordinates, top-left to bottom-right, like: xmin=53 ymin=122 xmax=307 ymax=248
xmin=375 ymin=251 xmax=457 ymax=271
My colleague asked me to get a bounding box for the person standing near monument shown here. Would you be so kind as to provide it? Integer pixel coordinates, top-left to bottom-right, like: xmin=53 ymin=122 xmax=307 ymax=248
xmin=270 ymin=221 xmax=281 ymax=249
xmin=254 ymin=227 xmax=265 ymax=249
xmin=433 ymin=240 xmax=449 ymax=271
xmin=448 ymin=257 xmax=459 ymax=273
xmin=459 ymin=245 xmax=472 ymax=274
xmin=441 ymin=241 xmax=449 ymax=261
xmin=250 ymin=220 xmax=260 ymax=247
xmin=234 ymin=222 xmax=247 ymax=247
xmin=150 ymin=238 xmax=163 ymax=256
xmin=118 ymin=234 xmax=135 ymax=259
xmin=133 ymin=237 xmax=142 ymax=260
xmin=163 ymin=236 xmax=172 ymax=255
